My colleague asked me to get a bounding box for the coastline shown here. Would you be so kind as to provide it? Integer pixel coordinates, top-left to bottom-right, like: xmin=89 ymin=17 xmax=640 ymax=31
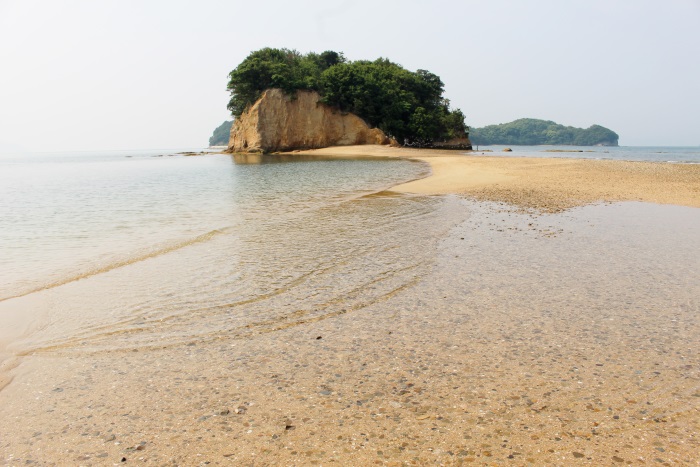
xmin=289 ymin=145 xmax=700 ymax=212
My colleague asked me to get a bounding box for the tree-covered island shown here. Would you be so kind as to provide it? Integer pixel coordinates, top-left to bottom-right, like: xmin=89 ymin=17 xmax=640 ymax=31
xmin=208 ymin=120 xmax=233 ymax=146
xmin=225 ymin=48 xmax=470 ymax=147
xmin=470 ymin=118 xmax=619 ymax=146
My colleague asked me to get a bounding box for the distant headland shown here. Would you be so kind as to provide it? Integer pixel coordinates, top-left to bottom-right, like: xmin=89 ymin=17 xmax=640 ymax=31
xmin=220 ymin=48 xmax=471 ymax=153
xmin=208 ymin=121 xmax=233 ymax=147
xmin=470 ymin=118 xmax=619 ymax=146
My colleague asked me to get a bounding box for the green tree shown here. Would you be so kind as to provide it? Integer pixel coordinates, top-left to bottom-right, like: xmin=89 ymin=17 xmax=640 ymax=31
xmin=319 ymin=58 xmax=467 ymax=144
xmin=226 ymin=48 xmax=305 ymax=116
xmin=441 ymin=107 xmax=469 ymax=140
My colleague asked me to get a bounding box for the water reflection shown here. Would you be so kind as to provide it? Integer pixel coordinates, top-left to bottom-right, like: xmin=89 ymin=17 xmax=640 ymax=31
xmin=230 ymin=153 xmax=393 ymax=164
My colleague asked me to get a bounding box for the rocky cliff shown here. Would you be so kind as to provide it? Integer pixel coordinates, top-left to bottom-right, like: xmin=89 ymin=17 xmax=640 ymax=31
xmin=226 ymin=89 xmax=390 ymax=153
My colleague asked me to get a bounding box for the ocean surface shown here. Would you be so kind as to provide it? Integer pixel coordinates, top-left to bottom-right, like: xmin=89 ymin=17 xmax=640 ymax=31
xmin=473 ymin=145 xmax=700 ymax=163
xmin=1 ymin=146 xmax=698 ymax=339
xmin=0 ymin=149 xmax=433 ymax=301
xmin=0 ymin=145 xmax=697 ymax=308
xmin=1 ymin=149 xmax=463 ymax=350
xmin=1 ymin=147 xmax=699 ymax=464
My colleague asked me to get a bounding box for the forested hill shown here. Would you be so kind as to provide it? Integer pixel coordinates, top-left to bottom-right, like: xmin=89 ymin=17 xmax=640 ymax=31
xmin=209 ymin=120 xmax=233 ymax=146
xmin=225 ymin=48 xmax=469 ymax=146
xmin=470 ymin=119 xmax=619 ymax=146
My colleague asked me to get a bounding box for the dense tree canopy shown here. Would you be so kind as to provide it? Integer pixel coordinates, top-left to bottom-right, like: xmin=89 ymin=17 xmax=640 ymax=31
xmin=226 ymin=48 xmax=469 ymax=146
xmin=226 ymin=48 xmax=345 ymax=117
xmin=470 ymin=119 xmax=619 ymax=146
xmin=208 ymin=120 xmax=233 ymax=146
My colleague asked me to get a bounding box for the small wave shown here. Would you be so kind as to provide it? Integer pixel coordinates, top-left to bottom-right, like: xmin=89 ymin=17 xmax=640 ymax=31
xmin=0 ymin=228 xmax=229 ymax=303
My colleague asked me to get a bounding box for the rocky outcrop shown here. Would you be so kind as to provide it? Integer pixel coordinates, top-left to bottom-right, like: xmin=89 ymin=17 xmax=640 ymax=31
xmin=227 ymin=89 xmax=389 ymax=153
xmin=430 ymin=137 xmax=472 ymax=150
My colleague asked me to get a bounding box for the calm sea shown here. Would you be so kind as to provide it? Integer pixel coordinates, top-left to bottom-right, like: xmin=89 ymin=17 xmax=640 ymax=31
xmin=1 ymin=146 xmax=697 ymax=351
xmin=1 ymin=149 xmax=472 ymax=353
xmin=1 ymin=145 xmax=697 ymax=304
xmin=473 ymin=145 xmax=700 ymax=163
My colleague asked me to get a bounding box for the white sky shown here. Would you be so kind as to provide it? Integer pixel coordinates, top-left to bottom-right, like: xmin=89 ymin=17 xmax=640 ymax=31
xmin=1 ymin=0 xmax=698 ymax=151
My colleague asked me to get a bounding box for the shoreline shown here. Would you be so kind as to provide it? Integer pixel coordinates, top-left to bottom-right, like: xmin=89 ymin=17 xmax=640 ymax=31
xmin=287 ymin=145 xmax=700 ymax=212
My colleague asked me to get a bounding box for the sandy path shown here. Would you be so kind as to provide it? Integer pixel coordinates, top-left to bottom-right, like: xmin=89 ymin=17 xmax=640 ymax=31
xmin=291 ymin=145 xmax=700 ymax=212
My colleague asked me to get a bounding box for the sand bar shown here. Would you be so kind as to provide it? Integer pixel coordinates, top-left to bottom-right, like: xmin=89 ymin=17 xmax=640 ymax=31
xmin=291 ymin=145 xmax=700 ymax=212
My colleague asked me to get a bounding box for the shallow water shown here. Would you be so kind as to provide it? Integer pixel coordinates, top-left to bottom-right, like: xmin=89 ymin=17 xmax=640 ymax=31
xmin=0 ymin=151 xmax=428 ymax=301
xmin=472 ymin=145 xmax=700 ymax=163
xmin=1 ymin=151 xmax=699 ymax=465
xmin=1 ymin=151 xmax=446 ymax=373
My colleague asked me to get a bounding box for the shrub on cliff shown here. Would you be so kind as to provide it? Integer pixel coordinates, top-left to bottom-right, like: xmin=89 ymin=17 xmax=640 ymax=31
xmin=226 ymin=48 xmax=345 ymax=117
xmin=226 ymin=48 xmax=468 ymax=146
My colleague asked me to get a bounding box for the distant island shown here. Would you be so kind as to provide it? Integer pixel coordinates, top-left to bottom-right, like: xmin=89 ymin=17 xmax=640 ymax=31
xmin=209 ymin=121 xmax=233 ymax=146
xmin=470 ymin=118 xmax=619 ymax=146
xmin=222 ymin=48 xmax=471 ymax=153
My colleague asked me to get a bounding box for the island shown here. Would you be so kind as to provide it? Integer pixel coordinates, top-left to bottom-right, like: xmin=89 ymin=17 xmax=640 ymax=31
xmin=470 ymin=118 xmax=619 ymax=146
xmin=208 ymin=120 xmax=233 ymax=147
xmin=223 ymin=48 xmax=471 ymax=153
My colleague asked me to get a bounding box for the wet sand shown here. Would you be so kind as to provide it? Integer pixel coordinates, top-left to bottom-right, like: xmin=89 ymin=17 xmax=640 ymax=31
xmin=292 ymin=145 xmax=700 ymax=212
xmin=1 ymin=148 xmax=699 ymax=466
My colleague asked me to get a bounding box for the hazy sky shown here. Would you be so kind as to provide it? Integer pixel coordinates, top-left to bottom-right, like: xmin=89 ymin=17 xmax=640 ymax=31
xmin=1 ymin=0 xmax=698 ymax=151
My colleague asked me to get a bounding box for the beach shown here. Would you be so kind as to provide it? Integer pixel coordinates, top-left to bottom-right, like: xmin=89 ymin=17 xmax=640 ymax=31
xmin=293 ymin=145 xmax=700 ymax=212
xmin=1 ymin=147 xmax=699 ymax=465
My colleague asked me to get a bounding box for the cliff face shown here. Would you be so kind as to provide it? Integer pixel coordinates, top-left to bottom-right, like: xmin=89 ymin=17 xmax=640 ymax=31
xmin=227 ymin=89 xmax=390 ymax=153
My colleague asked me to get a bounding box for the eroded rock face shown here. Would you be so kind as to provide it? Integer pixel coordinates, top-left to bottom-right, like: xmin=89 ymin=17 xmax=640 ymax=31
xmin=226 ymin=89 xmax=389 ymax=153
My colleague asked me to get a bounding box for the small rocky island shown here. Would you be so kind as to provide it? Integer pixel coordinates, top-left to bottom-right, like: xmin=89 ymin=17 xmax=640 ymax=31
xmin=221 ymin=48 xmax=471 ymax=154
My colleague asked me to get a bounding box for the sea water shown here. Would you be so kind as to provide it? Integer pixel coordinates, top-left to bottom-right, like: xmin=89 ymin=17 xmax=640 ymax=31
xmin=1 ymin=146 xmax=698 ymax=350
xmin=0 ymin=149 xmax=468 ymax=352
xmin=473 ymin=145 xmax=700 ymax=163
xmin=0 ymin=150 xmax=432 ymax=300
